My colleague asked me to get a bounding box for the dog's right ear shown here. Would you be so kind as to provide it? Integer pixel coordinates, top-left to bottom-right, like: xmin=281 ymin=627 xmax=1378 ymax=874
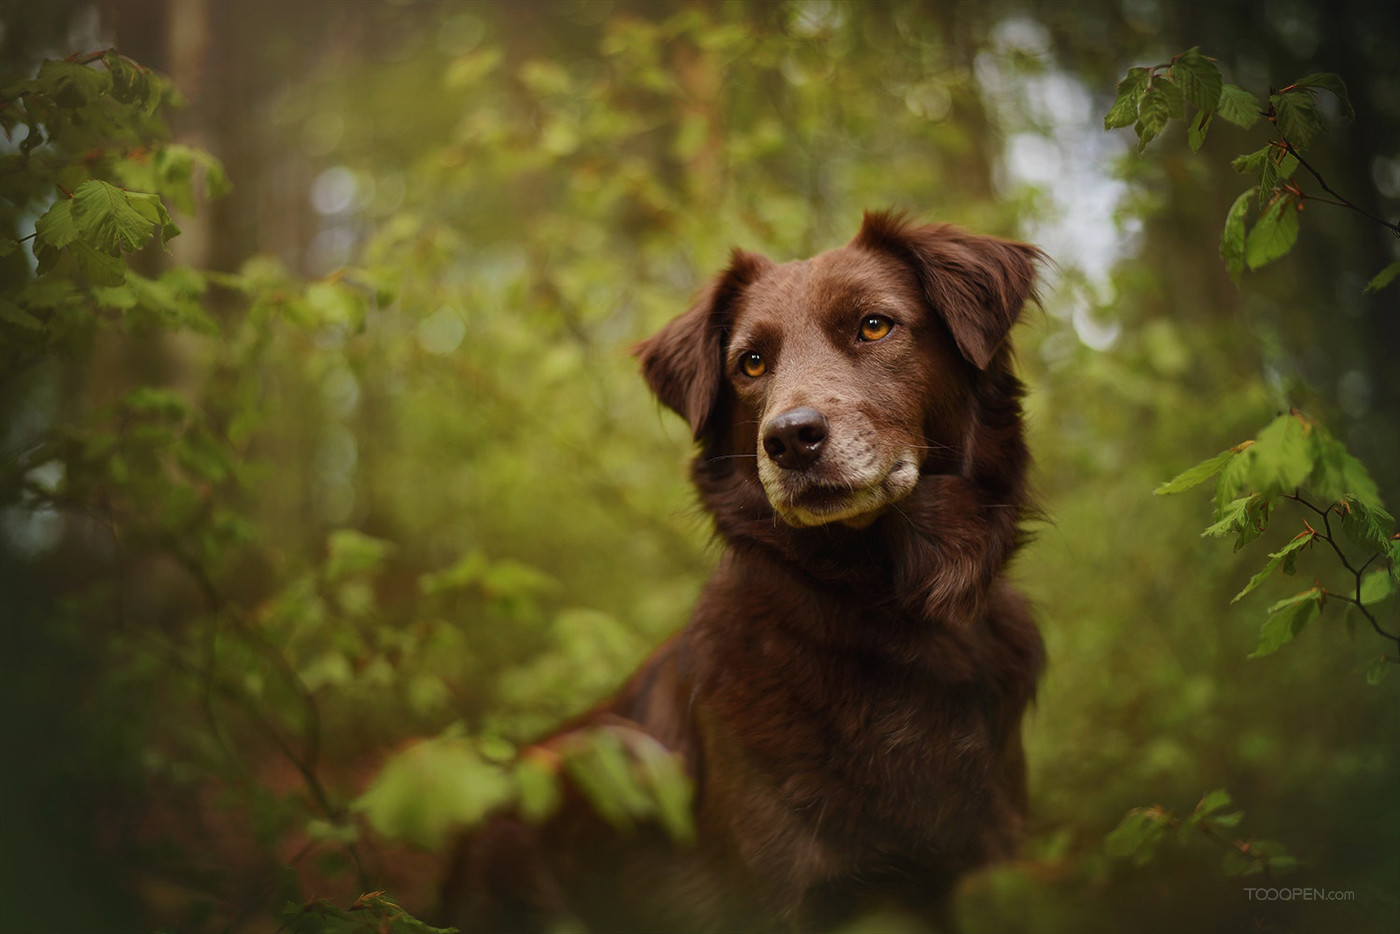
xmin=633 ymin=249 xmax=771 ymax=442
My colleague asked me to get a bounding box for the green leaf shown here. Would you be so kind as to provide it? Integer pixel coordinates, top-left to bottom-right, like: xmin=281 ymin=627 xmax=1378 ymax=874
xmin=1338 ymin=495 xmax=1395 ymax=556
xmin=1156 ymin=446 xmax=1240 ymax=495
xmin=1264 ymin=587 xmax=1323 ymax=615
xmin=419 ymin=549 xmax=489 ymax=595
xmin=1364 ymin=261 xmax=1400 ymax=293
xmin=299 ymin=650 xmax=353 ymax=692
xmin=34 ymin=198 xmax=79 ymax=249
xmin=562 ymin=730 xmax=652 ymax=832
xmin=1206 ymin=810 xmax=1246 ymax=830
xmin=1203 ymin=496 xmax=1251 ymax=538
xmin=325 ymin=529 xmax=395 ymax=582
xmin=70 ymin=180 xmax=161 ymax=254
xmin=1135 ymin=82 xmax=1175 ymax=152
xmin=1232 ymin=531 xmax=1314 ymax=603
xmin=35 ymin=59 xmax=109 ymax=109
xmin=0 ymin=300 xmax=44 ymax=331
xmin=70 ymin=241 xmax=127 ymax=285
xmin=1221 ymin=847 xmax=1257 ymax=877
xmin=102 ymin=50 xmax=160 ymax=115
xmin=1203 ymin=493 xmax=1273 ymax=550
xmin=1220 ymin=188 xmax=1253 ymax=283
xmin=1258 ymin=147 xmax=1298 ymax=198
xmin=514 ymin=753 xmax=563 ymax=823
xmin=1241 ymin=414 xmax=1314 ymax=497
xmin=631 ymin=734 xmax=695 ymax=845
xmin=126 ymin=190 xmax=180 ymax=246
xmin=123 ymin=386 xmax=191 ymax=418
xmin=91 ymin=282 xmax=138 ymax=310
xmin=1104 ymin=67 xmax=1148 ymax=130
xmin=1288 ymin=72 xmax=1354 ymax=119
xmin=1359 ymin=569 xmax=1395 ymax=606
xmin=1187 ymin=108 xmax=1213 ymax=152
xmin=1217 ymin=84 xmax=1261 ymax=128
xmin=1156 ymin=77 xmax=1186 ymax=118
xmin=1171 ymin=48 xmax=1222 ymax=112
xmin=1365 ymin=656 xmax=1392 ymax=686
xmin=1105 ymin=808 xmax=1169 ymax=865
xmin=1244 ymin=195 xmax=1300 ymax=270
xmin=1231 ymin=146 xmax=1269 ymax=175
xmin=1103 ymin=93 xmax=1139 ymax=131
xmin=154 ymin=143 xmax=232 ymax=213
xmin=1308 ymin=433 xmax=1381 ymax=507
xmin=1195 ymin=788 xmax=1233 ymax=818
xmin=1250 ymin=588 xmax=1321 ymax=658
xmin=1272 ymin=90 xmax=1322 ymax=148
xmin=304 ymin=280 xmax=367 ymax=329
xmin=1222 ymin=839 xmax=1299 ymax=877
xmin=480 ymin=558 xmax=558 ymax=601
xmin=353 ymin=737 xmax=512 ymax=849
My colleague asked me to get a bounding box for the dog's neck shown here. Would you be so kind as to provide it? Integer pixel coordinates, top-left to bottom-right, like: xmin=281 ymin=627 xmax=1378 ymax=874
xmin=693 ymin=459 xmax=1024 ymax=625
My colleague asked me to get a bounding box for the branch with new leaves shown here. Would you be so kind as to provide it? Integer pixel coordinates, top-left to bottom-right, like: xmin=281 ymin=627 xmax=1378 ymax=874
xmin=1108 ymin=49 xmax=1398 ymax=679
xmin=1101 ymin=50 xmax=1398 ymax=889
xmin=1107 ymin=789 xmax=1299 ymax=880
xmin=1105 ymin=47 xmax=1399 ymax=288
xmin=1157 ymin=410 xmax=1399 ymax=680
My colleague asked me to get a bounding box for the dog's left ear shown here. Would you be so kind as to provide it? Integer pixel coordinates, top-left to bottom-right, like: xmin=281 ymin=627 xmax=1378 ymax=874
xmin=853 ymin=211 xmax=1045 ymax=370
xmin=633 ymin=248 xmax=772 ymax=442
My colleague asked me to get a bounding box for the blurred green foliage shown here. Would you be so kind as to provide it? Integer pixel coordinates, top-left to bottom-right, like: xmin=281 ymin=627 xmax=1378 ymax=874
xmin=1 ymin=3 xmax=1396 ymax=933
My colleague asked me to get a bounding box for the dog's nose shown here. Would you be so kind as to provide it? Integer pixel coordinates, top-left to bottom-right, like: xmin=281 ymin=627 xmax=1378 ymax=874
xmin=762 ymin=407 xmax=829 ymax=471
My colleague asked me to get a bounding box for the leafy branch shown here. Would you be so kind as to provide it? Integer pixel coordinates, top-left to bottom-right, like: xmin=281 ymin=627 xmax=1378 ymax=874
xmin=1107 ymin=789 xmax=1298 ymax=880
xmin=1286 ymin=492 xmax=1397 ymax=648
xmin=353 ymin=718 xmax=694 ymax=852
xmin=1104 ymin=47 xmax=1399 ymax=288
xmin=1105 ymin=48 xmax=1397 ymax=907
xmin=279 ymin=891 xmax=455 ymax=934
xmin=1158 ymin=409 xmax=1399 ymax=678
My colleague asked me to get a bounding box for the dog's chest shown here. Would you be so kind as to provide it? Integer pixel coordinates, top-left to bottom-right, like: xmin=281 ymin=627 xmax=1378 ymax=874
xmin=707 ymin=626 xmax=1008 ymax=854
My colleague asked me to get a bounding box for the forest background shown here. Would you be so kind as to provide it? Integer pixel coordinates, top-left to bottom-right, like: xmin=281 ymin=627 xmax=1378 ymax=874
xmin=1 ymin=1 xmax=1397 ymax=932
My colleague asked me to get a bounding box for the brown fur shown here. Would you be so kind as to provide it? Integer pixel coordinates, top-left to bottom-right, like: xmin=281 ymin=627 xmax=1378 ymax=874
xmin=439 ymin=211 xmax=1047 ymax=932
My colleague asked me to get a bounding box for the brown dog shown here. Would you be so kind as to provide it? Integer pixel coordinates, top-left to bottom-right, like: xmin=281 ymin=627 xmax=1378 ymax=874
xmin=440 ymin=211 xmax=1046 ymax=932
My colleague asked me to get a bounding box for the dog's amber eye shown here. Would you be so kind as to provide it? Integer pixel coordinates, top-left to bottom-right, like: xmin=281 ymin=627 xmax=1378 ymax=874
xmin=740 ymin=352 xmax=766 ymax=378
xmin=859 ymin=315 xmax=893 ymax=342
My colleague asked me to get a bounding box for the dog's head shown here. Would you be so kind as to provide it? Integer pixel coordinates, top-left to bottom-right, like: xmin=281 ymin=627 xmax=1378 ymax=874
xmin=637 ymin=211 xmax=1043 ymax=529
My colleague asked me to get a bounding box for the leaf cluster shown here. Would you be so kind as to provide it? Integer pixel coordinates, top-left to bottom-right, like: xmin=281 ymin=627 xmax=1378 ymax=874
xmin=1104 ymin=48 xmax=1391 ymax=285
xmin=1158 ymin=410 xmax=1397 ymax=671
xmin=1 ymin=51 xmax=230 ymax=366
xmin=1106 ymin=789 xmax=1298 ymax=877
xmin=352 ymin=723 xmax=694 ymax=852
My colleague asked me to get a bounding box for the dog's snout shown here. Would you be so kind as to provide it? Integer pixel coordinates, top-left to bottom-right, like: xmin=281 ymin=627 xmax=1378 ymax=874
xmin=762 ymin=406 xmax=829 ymax=470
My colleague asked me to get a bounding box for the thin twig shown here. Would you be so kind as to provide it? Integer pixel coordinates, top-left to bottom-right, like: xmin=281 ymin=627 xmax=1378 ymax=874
xmin=1280 ymin=139 xmax=1400 ymax=236
xmin=1286 ymin=492 xmax=1400 ymax=647
xmin=1194 ymin=821 xmax=1276 ymax=885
